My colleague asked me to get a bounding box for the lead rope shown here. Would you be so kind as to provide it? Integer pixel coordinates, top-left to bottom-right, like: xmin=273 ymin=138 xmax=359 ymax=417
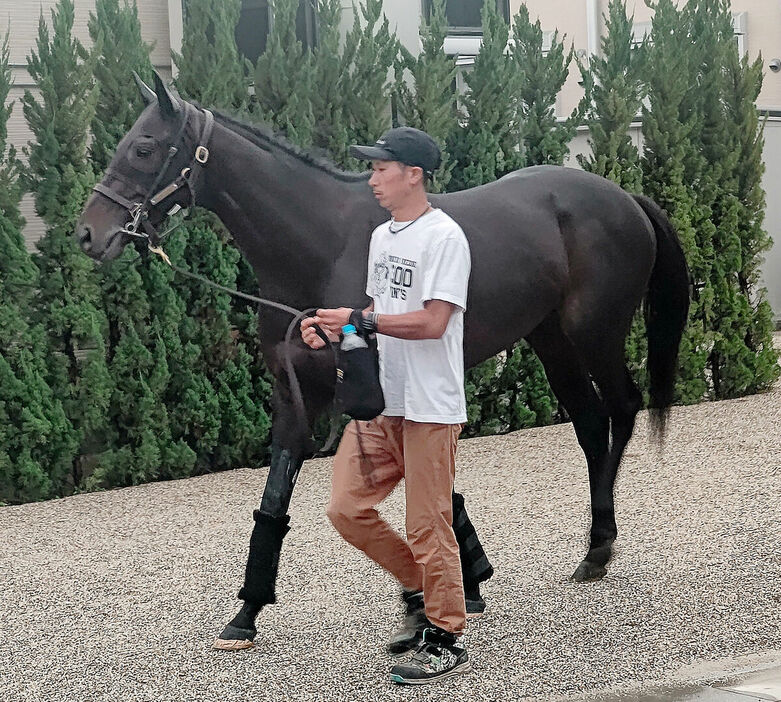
xmin=151 ymin=249 xmax=375 ymax=465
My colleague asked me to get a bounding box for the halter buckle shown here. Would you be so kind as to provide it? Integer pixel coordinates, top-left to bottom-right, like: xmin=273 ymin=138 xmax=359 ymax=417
xmin=195 ymin=146 xmax=209 ymax=164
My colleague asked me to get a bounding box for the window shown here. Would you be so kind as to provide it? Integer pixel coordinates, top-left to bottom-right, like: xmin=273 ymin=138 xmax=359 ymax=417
xmin=541 ymin=30 xmax=555 ymax=56
xmin=235 ymin=0 xmax=317 ymax=64
xmin=733 ymin=12 xmax=747 ymax=55
xmin=423 ymin=0 xmax=510 ymax=35
xmin=631 ymin=21 xmax=651 ymax=46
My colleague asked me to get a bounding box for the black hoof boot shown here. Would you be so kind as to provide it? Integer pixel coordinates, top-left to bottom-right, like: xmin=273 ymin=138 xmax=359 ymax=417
xmin=387 ymin=590 xmax=431 ymax=656
xmin=464 ymin=582 xmax=486 ymax=617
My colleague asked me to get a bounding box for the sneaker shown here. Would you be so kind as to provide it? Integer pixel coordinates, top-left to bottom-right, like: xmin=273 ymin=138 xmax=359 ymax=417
xmin=389 ymin=627 xmax=471 ymax=685
xmin=386 ymin=590 xmax=431 ymax=656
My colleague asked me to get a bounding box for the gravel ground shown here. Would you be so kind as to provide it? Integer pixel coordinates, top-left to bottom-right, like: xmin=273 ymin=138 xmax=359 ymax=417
xmin=2 ymin=385 xmax=780 ymax=702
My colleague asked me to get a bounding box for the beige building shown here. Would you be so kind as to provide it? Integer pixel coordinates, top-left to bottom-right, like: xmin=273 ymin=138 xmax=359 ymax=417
xmin=4 ymin=0 xmax=781 ymax=318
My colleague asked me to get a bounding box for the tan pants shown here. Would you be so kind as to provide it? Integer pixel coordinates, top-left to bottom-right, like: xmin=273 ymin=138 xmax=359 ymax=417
xmin=327 ymin=415 xmax=466 ymax=634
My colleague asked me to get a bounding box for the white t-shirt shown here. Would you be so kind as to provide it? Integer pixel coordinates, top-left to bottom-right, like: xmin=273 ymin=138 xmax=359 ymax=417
xmin=365 ymin=208 xmax=471 ymax=424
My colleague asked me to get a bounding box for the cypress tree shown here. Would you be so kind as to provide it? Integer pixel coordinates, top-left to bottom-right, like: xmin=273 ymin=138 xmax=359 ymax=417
xmin=339 ymin=0 xmax=400 ymax=148
xmin=85 ymin=0 xmax=196 ymax=489
xmin=578 ymin=0 xmax=646 ymax=395
xmin=174 ymin=0 xmax=249 ymax=113
xmin=448 ymin=0 xmax=520 ymax=191
xmin=88 ymin=0 xmax=156 ymax=173
xmin=726 ymin=51 xmax=779 ymax=391
xmin=308 ymin=0 xmax=353 ymax=167
xmin=22 ymin=0 xmax=113 ymax=488
xmin=169 ymin=2 xmax=272 ymax=470
xmin=578 ymin=0 xmax=644 ymax=192
xmin=687 ymin=0 xmax=779 ymax=396
xmin=253 ymin=0 xmax=315 ymax=145
xmin=393 ymin=0 xmax=457 ymax=192
xmin=510 ymin=5 xmax=591 ymax=169
xmin=0 ymin=29 xmax=78 ymax=503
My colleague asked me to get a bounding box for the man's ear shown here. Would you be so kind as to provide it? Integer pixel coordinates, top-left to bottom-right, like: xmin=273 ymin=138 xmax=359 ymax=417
xmin=408 ymin=165 xmax=424 ymax=186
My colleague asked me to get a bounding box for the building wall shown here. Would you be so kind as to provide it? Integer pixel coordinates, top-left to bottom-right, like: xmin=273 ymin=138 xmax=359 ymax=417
xmin=1 ymin=0 xmax=174 ymax=250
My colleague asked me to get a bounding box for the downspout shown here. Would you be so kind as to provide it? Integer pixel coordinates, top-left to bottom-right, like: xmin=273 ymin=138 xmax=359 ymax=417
xmin=586 ymin=0 xmax=600 ymax=60
xmin=168 ymin=0 xmax=184 ymax=78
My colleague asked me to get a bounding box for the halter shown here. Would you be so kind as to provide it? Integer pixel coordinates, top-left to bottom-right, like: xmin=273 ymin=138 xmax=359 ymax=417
xmin=92 ymin=101 xmax=214 ymax=256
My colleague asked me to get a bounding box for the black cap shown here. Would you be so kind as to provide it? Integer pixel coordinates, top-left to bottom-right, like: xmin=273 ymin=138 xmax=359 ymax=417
xmin=350 ymin=127 xmax=441 ymax=178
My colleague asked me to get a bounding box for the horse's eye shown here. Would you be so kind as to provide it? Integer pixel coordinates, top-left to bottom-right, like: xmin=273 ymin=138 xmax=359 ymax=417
xmin=136 ymin=146 xmax=153 ymax=158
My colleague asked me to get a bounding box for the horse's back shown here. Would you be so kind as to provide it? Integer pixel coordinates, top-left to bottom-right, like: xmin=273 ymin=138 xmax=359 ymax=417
xmin=434 ymin=166 xmax=657 ymax=364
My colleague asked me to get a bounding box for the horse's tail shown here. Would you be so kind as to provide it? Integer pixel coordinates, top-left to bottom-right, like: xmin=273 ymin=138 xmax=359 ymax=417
xmin=633 ymin=194 xmax=691 ymax=440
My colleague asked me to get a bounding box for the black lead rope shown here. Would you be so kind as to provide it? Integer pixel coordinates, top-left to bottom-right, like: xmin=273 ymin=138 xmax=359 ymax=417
xmin=161 ymin=260 xmax=340 ymax=452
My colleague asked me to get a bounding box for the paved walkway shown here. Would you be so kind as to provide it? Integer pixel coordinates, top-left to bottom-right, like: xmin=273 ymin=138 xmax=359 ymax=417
xmin=1 ymin=384 xmax=780 ymax=701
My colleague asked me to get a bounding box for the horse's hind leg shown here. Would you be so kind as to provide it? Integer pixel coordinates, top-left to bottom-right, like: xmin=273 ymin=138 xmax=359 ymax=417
xmin=573 ymin=345 xmax=643 ymax=581
xmin=453 ymin=491 xmax=494 ymax=613
xmin=527 ymin=316 xmax=612 ymax=582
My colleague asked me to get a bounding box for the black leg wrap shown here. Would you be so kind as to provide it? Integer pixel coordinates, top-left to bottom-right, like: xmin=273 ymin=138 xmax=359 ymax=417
xmin=237 ymin=511 xmax=291 ymax=605
xmin=452 ymin=492 xmax=494 ymax=586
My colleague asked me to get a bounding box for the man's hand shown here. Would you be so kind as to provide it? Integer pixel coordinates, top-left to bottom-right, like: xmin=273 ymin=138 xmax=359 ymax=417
xmin=311 ymin=307 xmax=353 ymax=336
xmin=300 ymin=317 xmax=340 ymax=349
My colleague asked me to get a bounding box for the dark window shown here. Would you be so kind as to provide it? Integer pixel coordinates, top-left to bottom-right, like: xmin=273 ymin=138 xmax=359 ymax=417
xmin=423 ymin=0 xmax=510 ymax=34
xmin=236 ymin=0 xmax=317 ymax=65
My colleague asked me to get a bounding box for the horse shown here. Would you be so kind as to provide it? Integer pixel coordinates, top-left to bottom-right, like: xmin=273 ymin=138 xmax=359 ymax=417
xmin=76 ymin=73 xmax=690 ymax=649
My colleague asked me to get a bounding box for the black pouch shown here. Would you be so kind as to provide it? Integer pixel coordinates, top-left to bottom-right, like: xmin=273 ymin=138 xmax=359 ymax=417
xmin=334 ymin=333 xmax=385 ymax=421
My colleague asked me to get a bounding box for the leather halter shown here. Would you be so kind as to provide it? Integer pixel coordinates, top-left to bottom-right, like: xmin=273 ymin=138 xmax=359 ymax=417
xmin=92 ymin=101 xmax=214 ymax=247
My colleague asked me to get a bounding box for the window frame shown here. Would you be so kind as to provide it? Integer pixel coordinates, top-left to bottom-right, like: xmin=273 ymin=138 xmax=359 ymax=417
xmin=422 ymin=0 xmax=510 ymax=36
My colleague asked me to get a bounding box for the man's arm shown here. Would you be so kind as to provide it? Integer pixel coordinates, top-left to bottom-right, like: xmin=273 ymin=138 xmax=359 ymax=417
xmin=311 ymin=300 xmax=456 ymax=341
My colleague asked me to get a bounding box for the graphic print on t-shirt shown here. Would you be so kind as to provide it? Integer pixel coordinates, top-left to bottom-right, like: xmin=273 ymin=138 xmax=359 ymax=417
xmin=372 ymin=252 xmax=390 ymax=296
xmin=374 ymin=250 xmax=417 ymax=301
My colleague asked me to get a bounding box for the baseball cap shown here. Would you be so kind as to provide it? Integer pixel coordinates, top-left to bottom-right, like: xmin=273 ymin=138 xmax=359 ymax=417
xmin=349 ymin=127 xmax=442 ymax=178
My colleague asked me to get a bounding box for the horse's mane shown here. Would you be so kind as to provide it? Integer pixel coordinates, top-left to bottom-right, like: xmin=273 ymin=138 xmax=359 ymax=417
xmin=206 ymin=106 xmax=369 ymax=184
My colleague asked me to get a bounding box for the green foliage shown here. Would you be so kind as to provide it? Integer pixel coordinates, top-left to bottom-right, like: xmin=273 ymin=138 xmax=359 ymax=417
xmin=685 ymin=0 xmax=779 ymax=396
xmin=0 ymin=34 xmax=78 ymax=504
xmin=253 ymin=0 xmax=315 ymax=145
xmin=464 ymin=342 xmax=556 ymax=438
xmin=88 ymin=0 xmax=156 ymax=173
xmin=578 ymin=0 xmax=644 ymax=192
xmin=22 ymin=0 xmax=113 ymax=490
xmin=393 ymin=0 xmax=457 ymax=191
xmin=510 ymin=5 xmax=591 ymax=169
xmin=174 ymin=0 xmax=249 ymax=111
xmin=339 ymin=0 xmax=400 ymax=150
xmin=448 ymin=0 xmax=520 ymax=190
xmin=641 ymin=0 xmax=709 ymax=403
xmin=7 ymin=0 xmax=779 ymax=503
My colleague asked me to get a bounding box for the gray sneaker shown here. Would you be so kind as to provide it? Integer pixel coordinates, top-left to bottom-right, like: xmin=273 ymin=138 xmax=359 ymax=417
xmin=389 ymin=627 xmax=471 ymax=684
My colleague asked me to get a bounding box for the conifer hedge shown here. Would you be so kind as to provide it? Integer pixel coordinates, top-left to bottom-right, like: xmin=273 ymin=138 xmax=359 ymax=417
xmin=2 ymin=0 xmax=777 ymax=503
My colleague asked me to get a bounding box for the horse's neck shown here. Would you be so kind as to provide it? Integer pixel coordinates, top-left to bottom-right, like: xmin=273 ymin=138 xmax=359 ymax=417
xmin=200 ymin=121 xmax=364 ymax=305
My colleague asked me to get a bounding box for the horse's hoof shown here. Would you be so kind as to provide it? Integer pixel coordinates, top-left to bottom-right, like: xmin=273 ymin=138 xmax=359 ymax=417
xmin=212 ymin=623 xmax=257 ymax=651
xmin=570 ymin=560 xmax=607 ymax=583
xmin=213 ymin=637 xmax=255 ymax=651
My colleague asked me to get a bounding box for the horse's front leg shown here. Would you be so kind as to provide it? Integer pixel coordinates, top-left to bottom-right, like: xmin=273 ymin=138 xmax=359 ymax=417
xmin=214 ymin=441 xmax=303 ymax=648
xmin=215 ymin=360 xmax=329 ymax=649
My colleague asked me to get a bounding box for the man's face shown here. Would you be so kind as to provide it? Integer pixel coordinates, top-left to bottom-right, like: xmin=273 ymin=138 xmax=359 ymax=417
xmin=368 ymin=160 xmax=422 ymax=212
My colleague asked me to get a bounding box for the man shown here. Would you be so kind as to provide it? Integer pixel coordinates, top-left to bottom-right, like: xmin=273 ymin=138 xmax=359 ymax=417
xmin=301 ymin=127 xmax=472 ymax=684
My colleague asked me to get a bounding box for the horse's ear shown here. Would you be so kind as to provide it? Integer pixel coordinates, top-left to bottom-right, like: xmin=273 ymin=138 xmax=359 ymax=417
xmin=152 ymin=71 xmax=180 ymax=119
xmin=133 ymin=72 xmax=156 ymax=107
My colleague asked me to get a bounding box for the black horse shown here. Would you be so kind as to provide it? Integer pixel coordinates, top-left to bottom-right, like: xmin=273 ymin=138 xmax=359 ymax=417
xmin=77 ymin=74 xmax=690 ymax=647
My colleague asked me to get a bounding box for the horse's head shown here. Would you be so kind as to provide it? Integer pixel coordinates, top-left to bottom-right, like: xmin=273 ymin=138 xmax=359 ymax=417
xmin=77 ymin=72 xmax=211 ymax=261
